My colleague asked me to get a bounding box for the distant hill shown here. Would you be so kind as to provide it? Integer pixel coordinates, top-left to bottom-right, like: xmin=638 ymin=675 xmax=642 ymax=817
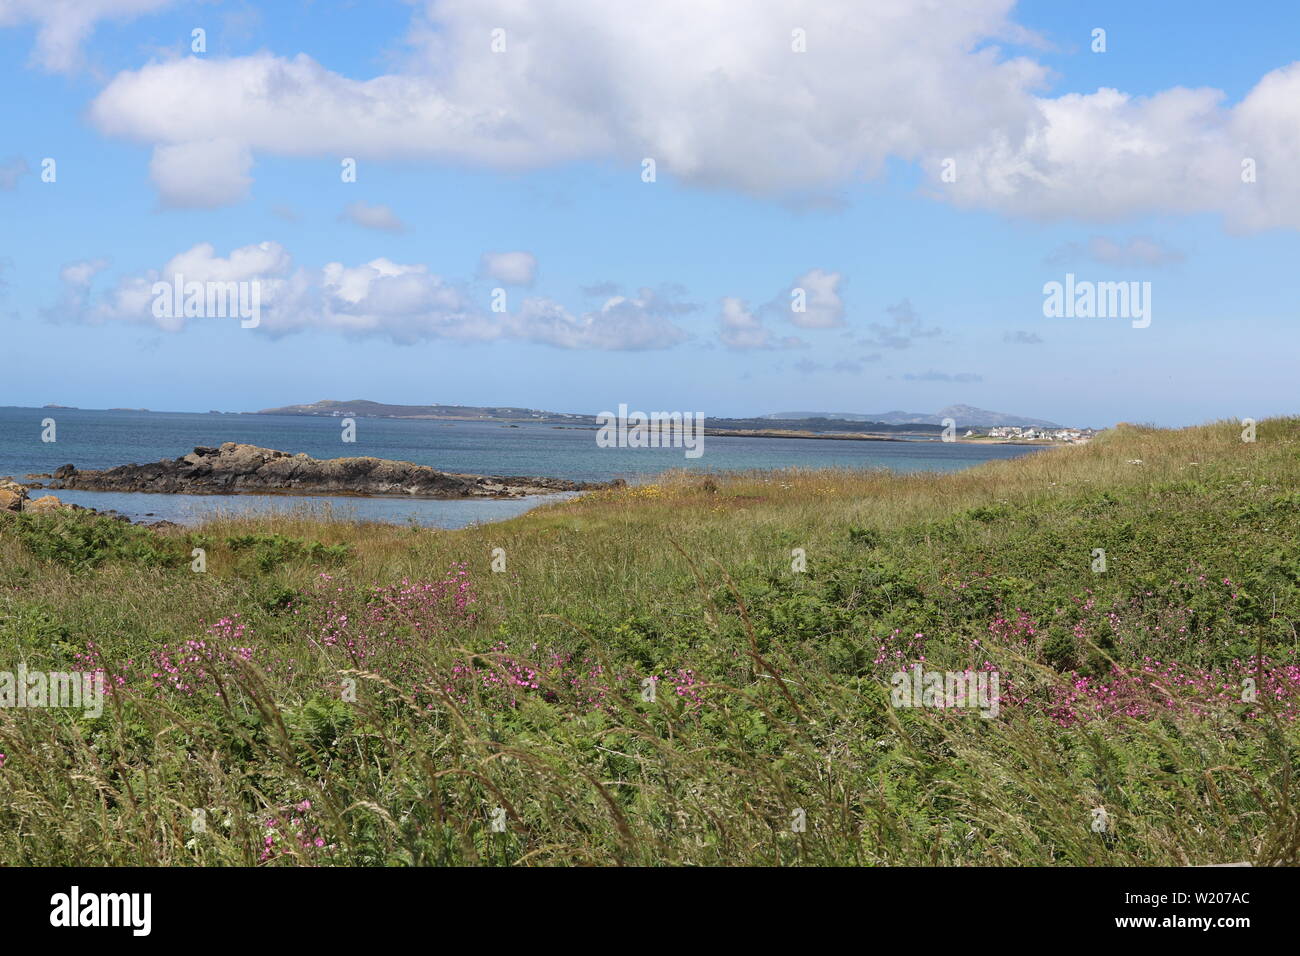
xmin=765 ymin=404 xmax=1061 ymax=428
xmin=257 ymin=399 xmax=586 ymax=422
xmin=257 ymin=399 xmax=1061 ymax=429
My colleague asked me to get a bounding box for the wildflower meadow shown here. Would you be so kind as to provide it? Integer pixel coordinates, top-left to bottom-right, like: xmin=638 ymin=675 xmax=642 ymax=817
xmin=1 ymin=419 xmax=1298 ymax=865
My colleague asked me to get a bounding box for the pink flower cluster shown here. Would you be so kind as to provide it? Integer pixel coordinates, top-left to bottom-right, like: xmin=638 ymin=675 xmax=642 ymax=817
xmin=1044 ymin=655 xmax=1300 ymax=725
xmin=76 ymin=617 xmax=282 ymax=698
xmin=987 ymin=610 xmax=1039 ymax=646
xmin=433 ymin=643 xmax=705 ymax=712
xmin=307 ymin=567 xmax=479 ymax=665
xmin=873 ymin=629 xmax=929 ymax=668
xmin=261 ymin=799 xmax=330 ymax=863
xmin=150 ymin=617 xmax=263 ymax=696
xmin=64 ymin=567 xmax=706 ymax=718
xmin=906 ymin=571 xmax=1296 ymax=724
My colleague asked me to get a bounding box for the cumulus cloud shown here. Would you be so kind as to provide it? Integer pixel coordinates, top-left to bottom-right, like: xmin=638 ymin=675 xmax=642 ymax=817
xmin=40 ymin=257 xmax=112 ymax=323
xmin=780 ymin=269 xmax=846 ymax=329
xmin=59 ymin=258 xmax=111 ymax=286
xmin=150 ymin=139 xmax=253 ymax=208
xmin=479 ymin=251 xmax=536 ymax=286
xmin=1047 ymin=236 xmax=1184 ymax=268
xmin=936 ymin=67 xmax=1300 ymax=230
xmin=0 ymin=0 xmax=174 ymax=73
xmin=86 ymin=1 xmax=1046 ymax=201
xmin=717 ymin=296 xmax=804 ymax=351
xmin=340 ymin=201 xmax=406 ymax=233
xmin=78 ymin=241 xmax=293 ymax=332
xmin=14 ymin=0 xmax=1300 ymax=230
xmin=714 ymin=266 xmax=844 ymax=348
xmin=310 ymin=258 xmax=479 ymax=342
xmin=46 ymin=241 xmax=692 ymax=349
xmin=511 ymin=291 xmax=690 ymax=350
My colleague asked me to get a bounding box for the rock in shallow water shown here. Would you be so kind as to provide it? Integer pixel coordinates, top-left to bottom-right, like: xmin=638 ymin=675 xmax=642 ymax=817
xmin=40 ymin=442 xmax=609 ymax=500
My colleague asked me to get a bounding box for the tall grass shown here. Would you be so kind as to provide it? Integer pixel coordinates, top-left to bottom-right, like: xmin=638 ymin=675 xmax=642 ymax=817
xmin=0 ymin=418 xmax=1297 ymax=865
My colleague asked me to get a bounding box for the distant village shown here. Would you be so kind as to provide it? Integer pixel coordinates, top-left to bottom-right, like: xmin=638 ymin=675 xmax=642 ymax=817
xmin=978 ymin=425 xmax=1097 ymax=443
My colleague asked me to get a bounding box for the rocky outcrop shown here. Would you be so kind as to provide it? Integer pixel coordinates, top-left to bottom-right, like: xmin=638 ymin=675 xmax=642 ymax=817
xmin=0 ymin=479 xmax=27 ymax=512
xmin=25 ymin=495 xmax=67 ymax=514
xmin=35 ymin=443 xmax=608 ymax=500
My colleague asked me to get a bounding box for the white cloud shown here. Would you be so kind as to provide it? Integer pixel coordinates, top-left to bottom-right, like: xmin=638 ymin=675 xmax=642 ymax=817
xmin=59 ymin=258 xmax=110 ymax=286
xmin=0 ymin=0 xmax=174 ymax=73
xmin=74 ymin=3 xmax=1300 ymax=231
xmin=716 ymin=268 xmax=843 ymax=345
xmin=781 ymin=268 xmax=845 ymax=329
xmin=717 ymin=296 xmax=804 ymax=350
xmin=936 ymin=66 xmax=1300 ymax=230
xmin=340 ymin=201 xmax=406 ymax=233
xmin=0 ymin=0 xmax=1292 ymax=232
xmin=479 ymin=251 xmax=536 ymax=286
xmin=87 ymin=1 xmax=1045 ymax=199
xmin=510 ymin=291 xmax=690 ymax=350
xmin=149 ymin=139 xmax=253 ymax=208
xmin=40 ymin=257 xmax=112 ymax=324
xmin=49 ymin=241 xmax=692 ymax=349
xmin=310 ymin=258 xmax=480 ymax=342
xmin=83 ymin=241 xmax=293 ymax=332
xmin=164 ymin=241 xmax=292 ymax=282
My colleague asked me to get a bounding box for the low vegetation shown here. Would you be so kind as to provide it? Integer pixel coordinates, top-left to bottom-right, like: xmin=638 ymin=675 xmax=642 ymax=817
xmin=1 ymin=418 xmax=1297 ymax=865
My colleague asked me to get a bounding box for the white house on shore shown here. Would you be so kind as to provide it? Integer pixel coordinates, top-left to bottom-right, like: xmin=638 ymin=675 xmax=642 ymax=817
xmin=986 ymin=425 xmax=1095 ymax=442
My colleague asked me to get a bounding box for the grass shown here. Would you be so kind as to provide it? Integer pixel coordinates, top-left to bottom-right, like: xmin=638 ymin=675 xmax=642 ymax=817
xmin=0 ymin=417 xmax=1297 ymax=866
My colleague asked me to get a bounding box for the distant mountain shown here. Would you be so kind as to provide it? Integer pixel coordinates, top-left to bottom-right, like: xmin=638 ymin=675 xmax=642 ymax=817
xmin=934 ymin=404 xmax=1061 ymax=428
xmin=257 ymin=399 xmax=586 ymax=422
xmin=765 ymin=405 xmax=1061 ymax=428
xmin=763 ymin=411 xmax=890 ymax=422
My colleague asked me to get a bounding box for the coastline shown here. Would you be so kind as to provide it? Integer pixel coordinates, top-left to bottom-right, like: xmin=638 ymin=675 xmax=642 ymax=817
xmin=0 ymin=411 xmax=1051 ymax=528
xmin=28 ymin=442 xmax=613 ymax=501
xmin=555 ymin=423 xmax=1072 ymax=446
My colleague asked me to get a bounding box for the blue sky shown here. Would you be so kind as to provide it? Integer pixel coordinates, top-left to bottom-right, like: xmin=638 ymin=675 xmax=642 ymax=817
xmin=1 ymin=1 xmax=1298 ymax=427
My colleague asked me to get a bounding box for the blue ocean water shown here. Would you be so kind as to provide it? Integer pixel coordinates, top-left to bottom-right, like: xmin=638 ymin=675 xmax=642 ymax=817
xmin=0 ymin=407 xmax=1044 ymax=527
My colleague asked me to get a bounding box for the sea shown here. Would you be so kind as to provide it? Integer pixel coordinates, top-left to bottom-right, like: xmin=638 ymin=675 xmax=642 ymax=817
xmin=0 ymin=407 xmax=1044 ymax=528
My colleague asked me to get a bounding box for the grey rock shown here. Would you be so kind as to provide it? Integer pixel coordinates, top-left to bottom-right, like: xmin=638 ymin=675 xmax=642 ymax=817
xmin=48 ymin=443 xmax=609 ymax=500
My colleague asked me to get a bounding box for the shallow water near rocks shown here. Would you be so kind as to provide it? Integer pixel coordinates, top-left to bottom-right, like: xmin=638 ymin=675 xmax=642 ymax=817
xmin=29 ymin=488 xmax=577 ymax=529
xmin=1 ymin=406 xmax=1044 ymax=527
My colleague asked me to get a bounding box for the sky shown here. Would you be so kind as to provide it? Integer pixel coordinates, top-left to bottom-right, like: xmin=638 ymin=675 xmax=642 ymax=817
xmin=1 ymin=0 xmax=1298 ymax=428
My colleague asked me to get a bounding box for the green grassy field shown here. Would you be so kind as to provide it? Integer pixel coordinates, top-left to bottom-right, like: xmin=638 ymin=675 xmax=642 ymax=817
xmin=1 ymin=418 xmax=1298 ymax=866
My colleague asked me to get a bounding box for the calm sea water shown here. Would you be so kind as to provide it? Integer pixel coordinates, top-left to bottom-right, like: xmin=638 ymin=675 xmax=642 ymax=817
xmin=0 ymin=407 xmax=1043 ymax=527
